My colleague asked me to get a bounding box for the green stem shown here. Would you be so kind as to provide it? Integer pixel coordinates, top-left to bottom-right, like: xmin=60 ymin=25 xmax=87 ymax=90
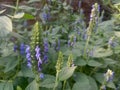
xmin=83 ymin=32 xmax=91 ymax=60
xmin=53 ymin=71 xmax=59 ymax=90
xmin=62 ymin=80 xmax=66 ymax=90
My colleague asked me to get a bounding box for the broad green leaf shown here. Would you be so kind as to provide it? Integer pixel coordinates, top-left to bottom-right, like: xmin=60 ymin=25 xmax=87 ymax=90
xmin=4 ymin=56 xmax=19 ymax=73
xmin=92 ymin=47 xmax=113 ymax=58
xmin=87 ymin=60 xmax=102 ymax=67
xmin=18 ymin=64 xmax=35 ymax=78
xmin=74 ymin=58 xmax=86 ymax=66
xmin=72 ymin=73 xmax=90 ymax=90
xmin=107 ymin=82 xmax=116 ymax=89
xmin=104 ymin=58 xmax=117 ymax=65
xmin=13 ymin=12 xmax=24 ymax=19
xmin=23 ymin=13 xmax=35 ymax=19
xmin=25 ymin=80 xmax=39 ymax=90
xmin=40 ymin=75 xmax=56 ymax=88
xmin=94 ymin=73 xmax=104 ymax=83
xmin=88 ymin=76 xmax=98 ymax=90
xmin=0 ymin=16 xmax=12 ymax=37
xmin=72 ymin=48 xmax=82 ymax=57
xmin=58 ymin=66 xmax=77 ymax=81
xmin=0 ymin=82 xmax=13 ymax=90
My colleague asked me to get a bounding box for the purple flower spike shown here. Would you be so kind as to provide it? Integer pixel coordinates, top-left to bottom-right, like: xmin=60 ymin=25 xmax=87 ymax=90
xmin=27 ymin=62 xmax=32 ymax=68
xmin=13 ymin=44 xmax=18 ymax=52
xmin=20 ymin=43 xmax=25 ymax=55
xmin=44 ymin=39 xmax=49 ymax=53
xmin=43 ymin=54 xmax=48 ymax=63
xmin=38 ymin=58 xmax=42 ymax=71
xmin=40 ymin=73 xmax=44 ymax=79
xmin=35 ymin=46 xmax=41 ymax=60
xmin=25 ymin=45 xmax=32 ymax=68
xmin=42 ymin=12 xmax=50 ymax=21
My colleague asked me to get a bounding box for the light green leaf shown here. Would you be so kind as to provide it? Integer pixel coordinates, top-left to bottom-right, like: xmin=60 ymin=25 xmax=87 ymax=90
xmin=92 ymin=47 xmax=113 ymax=58
xmin=58 ymin=66 xmax=77 ymax=81
xmin=0 ymin=82 xmax=13 ymax=90
xmin=0 ymin=16 xmax=12 ymax=37
xmin=104 ymin=58 xmax=117 ymax=65
xmin=107 ymin=82 xmax=116 ymax=89
xmin=87 ymin=60 xmax=102 ymax=67
xmin=13 ymin=12 xmax=24 ymax=19
xmin=40 ymin=75 xmax=56 ymax=88
xmin=25 ymin=80 xmax=39 ymax=90
xmin=114 ymin=31 xmax=120 ymax=37
xmin=23 ymin=13 xmax=35 ymax=19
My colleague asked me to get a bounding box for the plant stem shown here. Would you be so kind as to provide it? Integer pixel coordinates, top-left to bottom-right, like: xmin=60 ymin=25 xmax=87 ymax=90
xmin=53 ymin=71 xmax=59 ymax=90
xmin=62 ymin=80 xmax=66 ymax=90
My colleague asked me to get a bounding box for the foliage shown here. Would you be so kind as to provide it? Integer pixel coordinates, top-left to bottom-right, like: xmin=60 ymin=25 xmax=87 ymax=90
xmin=0 ymin=0 xmax=120 ymax=90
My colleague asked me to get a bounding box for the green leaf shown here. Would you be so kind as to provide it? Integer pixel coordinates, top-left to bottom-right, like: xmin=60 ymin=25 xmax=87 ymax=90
xmin=25 ymin=80 xmax=39 ymax=90
xmin=73 ymin=73 xmax=98 ymax=90
xmin=72 ymin=73 xmax=90 ymax=90
xmin=87 ymin=60 xmax=102 ymax=67
xmin=114 ymin=31 xmax=120 ymax=37
xmin=94 ymin=73 xmax=104 ymax=84
xmin=4 ymin=56 xmax=19 ymax=73
xmin=107 ymin=82 xmax=116 ymax=89
xmin=18 ymin=64 xmax=35 ymax=78
xmin=92 ymin=47 xmax=113 ymax=58
xmin=58 ymin=66 xmax=77 ymax=81
xmin=0 ymin=16 xmax=12 ymax=37
xmin=0 ymin=82 xmax=13 ymax=90
xmin=88 ymin=76 xmax=98 ymax=90
xmin=74 ymin=57 xmax=86 ymax=66
xmin=40 ymin=75 xmax=56 ymax=88
xmin=13 ymin=12 xmax=24 ymax=19
xmin=104 ymin=58 xmax=117 ymax=65
xmin=23 ymin=13 xmax=35 ymax=19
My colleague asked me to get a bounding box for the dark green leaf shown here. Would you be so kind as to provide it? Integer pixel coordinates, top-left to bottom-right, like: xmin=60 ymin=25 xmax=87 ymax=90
xmin=4 ymin=56 xmax=19 ymax=73
xmin=18 ymin=65 xmax=35 ymax=78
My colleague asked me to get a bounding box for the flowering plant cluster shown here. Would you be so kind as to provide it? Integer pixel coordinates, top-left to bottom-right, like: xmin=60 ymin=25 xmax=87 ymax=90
xmin=0 ymin=0 xmax=120 ymax=90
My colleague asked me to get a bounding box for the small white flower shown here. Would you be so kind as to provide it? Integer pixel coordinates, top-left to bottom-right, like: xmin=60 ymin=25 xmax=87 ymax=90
xmin=104 ymin=69 xmax=114 ymax=82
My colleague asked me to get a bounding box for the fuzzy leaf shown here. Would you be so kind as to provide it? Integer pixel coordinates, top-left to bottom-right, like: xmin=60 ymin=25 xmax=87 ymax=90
xmin=0 ymin=16 xmax=12 ymax=37
xmin=25 ymin=80 xmax=39 ymax=90
xmin=58 ymin=66 xmax=77 ymax=81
